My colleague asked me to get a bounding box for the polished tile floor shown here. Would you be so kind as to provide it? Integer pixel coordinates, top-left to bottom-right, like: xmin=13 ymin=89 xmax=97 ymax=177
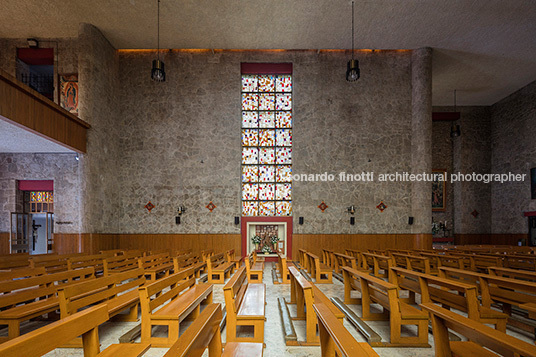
xmin=34 ymin=263 xmax=533 ymax=356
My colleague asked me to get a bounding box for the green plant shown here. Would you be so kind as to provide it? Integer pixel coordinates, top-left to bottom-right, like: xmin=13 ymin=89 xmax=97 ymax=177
xmin=251 ymin=235 xmax=262 ymax=244
xmin=270 ymin=236 xmax=279 ymax=244
xmin=262 ymin=245 xmax=272 ymax=253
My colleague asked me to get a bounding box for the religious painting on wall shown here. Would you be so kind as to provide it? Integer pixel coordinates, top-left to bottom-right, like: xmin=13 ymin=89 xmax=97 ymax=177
xmin=531 ymin=168 xmax=536 ymax=199
xmin=432 ymin=169 xmax=446 ymax=211
xmin=59 ymin=74 xmax=78 ymax=115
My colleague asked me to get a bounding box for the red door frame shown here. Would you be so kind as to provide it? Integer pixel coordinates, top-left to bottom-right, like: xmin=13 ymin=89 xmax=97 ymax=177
xmin=241 ymin=216 xmax=292 ymax=262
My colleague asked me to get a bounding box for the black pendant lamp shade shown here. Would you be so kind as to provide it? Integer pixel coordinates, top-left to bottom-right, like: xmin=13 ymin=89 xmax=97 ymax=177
xmin=346 ymin=59 xmax=360 ymax=81
xmin=152 ymin=59 xmax=165 ymax=82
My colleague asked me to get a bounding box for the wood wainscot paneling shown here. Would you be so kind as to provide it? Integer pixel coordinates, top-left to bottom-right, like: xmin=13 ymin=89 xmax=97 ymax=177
xmin=53 ymin=233 xmax=120 ymax=254
xmin=117 ymin=234 xmax=242 ymax=255
xmin=291 ymin=234 xmax=432 ymax=260
xmin=455 ymin=234 xmax=529 ymax=246
xmin=0 ymin=232 xmax=10 ymax=255
xmin=0 ymin=69 xmax=90 ymax=153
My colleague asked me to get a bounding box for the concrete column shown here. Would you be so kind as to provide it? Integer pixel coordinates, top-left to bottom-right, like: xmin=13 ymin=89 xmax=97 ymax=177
xmin=411 ymin=48 xmax=433 ymax=241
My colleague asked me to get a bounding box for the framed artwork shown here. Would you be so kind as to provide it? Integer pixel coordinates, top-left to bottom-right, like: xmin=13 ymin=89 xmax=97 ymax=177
xmin=59 ymin=74 xmax=78 ymax=115
xmin=432 ymin=169 xmax=446 ymax=211
xmin=531 ymin=168 xmax=536 ymax=199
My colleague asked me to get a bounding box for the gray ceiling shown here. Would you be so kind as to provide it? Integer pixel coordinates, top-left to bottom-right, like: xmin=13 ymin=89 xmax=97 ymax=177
xmin=1 ymin=0 xmax=536 ymax=106
xmin=0 ymin=117 xmax=75 ymax=153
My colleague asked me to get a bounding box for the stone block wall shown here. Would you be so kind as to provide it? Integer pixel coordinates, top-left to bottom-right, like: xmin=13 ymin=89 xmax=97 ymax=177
xmin=117 ymin=49 xmax=417 ymax=234
xmin=491 ymin=80 xmax=536 ymax=234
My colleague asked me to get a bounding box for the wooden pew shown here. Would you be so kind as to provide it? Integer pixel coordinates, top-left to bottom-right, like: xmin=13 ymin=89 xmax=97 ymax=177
xmin=0 ymin=305 xmax=150 ymax=357
xmin=333 ymin=252 xmax=359 ymax=274
xmin=0 ymin=266 xmax=46 ymax=281
xmin=68 ymin=253 xmax=113 ymax=275
xmin=226 ymin=249 xmax=244 ymax=269
xmin=503 ymin=254 xmax=536 ymax=271
xmin=30 ymin=253 xmax=82 ymax=273
xmin=342 ymin=267 xmax=429 ymax=347
xmin=439 ymin=266 xmax=536 ymax=334
xmin=275 ymin=252 xmax=294 ymax=284
xmin=138 ymin=253 xmax=174 ymax=281
xmin=421 ymin=302 xmax=536 ymax=357
xmin=298 ymin=248 xmax=307 ymax=268
xmin=0 ymin=253 xmax=30 ymax=270
xmin=390 ymin=266 xmax=507 ymax=331
xmin=245 ymin=251 xmax=264 ymax=283
xmin=163 ymin=303 xmax=263 ymax=357
xmin=362 ymin=252 xmax=394 ymax=280
xmin=103 ymin=252 xmax=141 ymax=276
xmin=304 ymin=251 xmax=332 ymax=283
xmin=321 ymin=248 xmax=334 ymax=268
xmin=173 ymin=253 xmax=206 ymax=278
xmin=138 ymin=266 xmax=213 ymax=347
xmin=287 ymin=266 xmax=343 ymax=345
xmin=206 ymin=252 xmax=235 ymax=284
xmin=488 ymin=266 xmax=536 ymax=282
xmin=58 ymin=268 xmax=145 ymax=322
xmin=0 ymin=267 xmax=95 ymax=341
xmin=313 ymin=303 xmax=378 ymax=357
xmin=391 ymin=252 xmax=433 ymax=275
xmin=223 ymin=266 xmax=265 ymax=345
xmin=345 ymin=248 xmax=366 ymax=269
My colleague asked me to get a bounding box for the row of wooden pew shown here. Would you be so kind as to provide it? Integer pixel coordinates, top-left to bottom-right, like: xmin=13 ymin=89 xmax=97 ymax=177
xmin=0 ymin=248 xmax=268 ymax=356
xmin=317 ymin=246 xmax=536 ymax=356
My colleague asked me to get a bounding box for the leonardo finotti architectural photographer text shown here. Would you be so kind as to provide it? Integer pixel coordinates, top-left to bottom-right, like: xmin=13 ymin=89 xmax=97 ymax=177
xmin=292 ymin=171 xmax=526 ymax=184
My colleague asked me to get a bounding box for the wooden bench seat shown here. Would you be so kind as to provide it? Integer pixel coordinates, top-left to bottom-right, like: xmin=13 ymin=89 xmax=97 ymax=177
xmin=0 ymin=253 xmax=30 ymax=270
xmin=139 ymin=266 xmax=213 ymax=347
xmin=488 ymin=266 xmax=536 ymax=281
xmin=440 ymin=266 xmax=536 ymax=334
xmin=0 ymin=267 xmax=95 ymax=341
xmin=321 ymin=248 xmax=334 ymax=269
xmin=245 ymin=251 xmax=264 ymax=283
xmin=304 ymin=251 xmax=332 ymax=284
xmin=503 ymin=254 xmax=536 ymax=271
xmin=343 ymin=267 xmax=429 ymax=347
xmin=58 ymin=268 xmax=145 ymax=322
xmin=421 ymin=302 xmax=536 ymax=357
xmin=173 ymin=253 xmax=206 ymax=278
xmin=139 ymin=253 xmax=174 ymax=281
xmin=227 ymin=249 xmax=244 ymax=269
xmin=29 ymin=253 xmax=83 ymax=273
xmin=390 ymin=266 xmax=507 ymax=331
xmin=207 ymin=252 xmax=235 ymax=284
xmin=103 ymin=252 xmax=141 ymax=276
xmin=163 ymin=303 xmax=263 ymax=357
xmin=333 ymin=252 xmax=360 ymax=274
xmin=362 ymin=252 xmax=394 ymax=280
xmin=0 ymin=304 xmax=150 ymax=357
xmin=224 ymin=266 xmax=265 ymax=345
xmin=68 ymin=253 xmax=114 ymax=275
xmin=275 ymin=252 xmax=294 ymax=284
xmin=287 ymin=266 xmax=343 ymax=345
xmin=345 ymin=249 xmax=366 ymax=269
xmin=391 ymin=252 xmax=433 ymax=275
xmin=0 ymin=266 xmax=46 ymax=281
xmin=313 ymin=303 xmax=378 ymax=356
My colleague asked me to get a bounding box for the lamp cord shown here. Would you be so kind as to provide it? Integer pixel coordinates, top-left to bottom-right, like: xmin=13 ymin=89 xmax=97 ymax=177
xmin=157 ymin=0 xmax=160 ymax=60
xmin=351 ymin=1 xmax=355 ymax=59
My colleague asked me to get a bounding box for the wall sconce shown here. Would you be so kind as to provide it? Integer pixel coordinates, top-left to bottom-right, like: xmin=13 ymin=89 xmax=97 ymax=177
xmin=347 ymin=205 xmax=356 ymax=215
xmin=175 ymin=205 xmax=186 ymax=225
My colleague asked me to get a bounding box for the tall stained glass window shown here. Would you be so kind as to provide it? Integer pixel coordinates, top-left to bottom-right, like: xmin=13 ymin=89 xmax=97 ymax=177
xmin=241 ymin=69 xmax=292 ymax=216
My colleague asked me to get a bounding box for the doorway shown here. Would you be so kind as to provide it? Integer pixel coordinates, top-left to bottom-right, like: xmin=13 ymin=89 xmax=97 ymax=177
xmin=10 ymin=180 xmax=54 ymax=254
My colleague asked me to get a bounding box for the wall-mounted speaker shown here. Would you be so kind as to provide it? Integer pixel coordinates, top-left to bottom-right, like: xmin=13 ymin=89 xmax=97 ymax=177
xmin=234 ymin=217 xmax=240 ymax=225
xmin=175 ymin=216 xmax=181 ymax=225
xmin=350 ymin=217 xmax=355 ymax=225
xmin=299 ymin=217 xmax=304 ymax=225
xmin=408 ymin=216 xmax=414 ymax=225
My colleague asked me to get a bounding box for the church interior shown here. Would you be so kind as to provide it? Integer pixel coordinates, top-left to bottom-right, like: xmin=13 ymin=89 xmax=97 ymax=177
xmin=1 ymin=1 xmax=536 ymax=356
